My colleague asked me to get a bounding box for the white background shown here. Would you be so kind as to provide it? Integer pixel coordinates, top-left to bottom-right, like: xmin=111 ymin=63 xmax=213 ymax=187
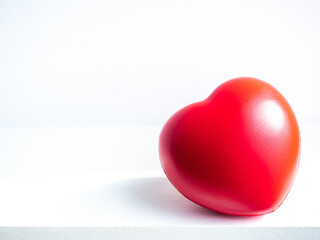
xmin=0 ymin=0 xmax=320 ymax=126
xmin=1 ymin=2 xmax=320 ymax=236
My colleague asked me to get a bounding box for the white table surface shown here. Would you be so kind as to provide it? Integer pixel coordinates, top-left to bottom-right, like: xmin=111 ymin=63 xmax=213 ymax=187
xmin=0 ymin=121 xmax=319 ymax=239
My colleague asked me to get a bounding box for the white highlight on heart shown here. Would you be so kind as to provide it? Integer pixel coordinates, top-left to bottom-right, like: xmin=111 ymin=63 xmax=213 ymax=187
xmin=260 ymin=100 xmax=285 ymax=131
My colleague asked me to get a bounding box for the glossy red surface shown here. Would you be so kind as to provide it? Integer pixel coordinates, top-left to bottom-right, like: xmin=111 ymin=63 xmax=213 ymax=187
xmin=159 ymin=77 xmax=300 ymax=216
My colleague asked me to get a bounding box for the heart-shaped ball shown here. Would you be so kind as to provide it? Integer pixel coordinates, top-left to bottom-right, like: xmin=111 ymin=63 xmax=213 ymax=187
xmin=159 ymin=77 xmax=300 ymax=216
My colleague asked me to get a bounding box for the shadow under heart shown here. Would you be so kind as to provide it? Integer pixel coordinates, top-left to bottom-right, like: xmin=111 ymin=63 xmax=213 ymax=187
xmin=67 ymin=176 xmax=263 ymax=225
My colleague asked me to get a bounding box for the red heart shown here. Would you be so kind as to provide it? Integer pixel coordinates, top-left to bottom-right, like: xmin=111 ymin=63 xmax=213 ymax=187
xmin=159 ymin=77 xmax=300 ymax=216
